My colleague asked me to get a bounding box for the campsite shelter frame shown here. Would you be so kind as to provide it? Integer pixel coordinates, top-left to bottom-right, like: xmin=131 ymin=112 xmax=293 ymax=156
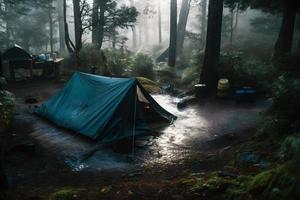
xmin=2 ymin=44 xmax=34 ymax=81
xmin=2 ymin=44 xmax=63 ymax=81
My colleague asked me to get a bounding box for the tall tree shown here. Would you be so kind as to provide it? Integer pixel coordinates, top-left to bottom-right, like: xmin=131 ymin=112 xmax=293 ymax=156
xmin=168 ymin=0 xmax=177 ymax=67
xmin=73 ymin=0 xmax=83 ymax=52
xmin=57 ymin=0 xmax=65 ymax=53
xmin=92 ymin=0 xmax=99 ymax=44
xmin=273 ymin=1 xmax=298 ymax=61
xmin=47 ymin=1 xmax=55 ymax=55
xmin=97 ymin=0 xmax=106 ymax=49
xmin=226 ymin=0 xmax=300 ymax=62
xmin=64 ymin=0 xmax=91 ymax=68
xmin=200 ymin=0 xmax=207 ymax=49
xmin=200 ymin=0 xmax=224 ymax=92
xmin=130 ymin=0 xmax=137 ymax=48
xmin=63 ymin=0 xmax=75 ymax=53
xmin=158 ymin=1 xmax=162 ymax=44
xmin=177 ymin=0 xmax=191 ymax=57
xmin=91 ymin=0 xmax=138 ymax=49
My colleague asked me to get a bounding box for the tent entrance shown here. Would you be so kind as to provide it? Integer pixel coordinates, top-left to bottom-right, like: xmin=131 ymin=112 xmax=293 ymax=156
xmin=136 ymin=85 xmax=170 ymax=124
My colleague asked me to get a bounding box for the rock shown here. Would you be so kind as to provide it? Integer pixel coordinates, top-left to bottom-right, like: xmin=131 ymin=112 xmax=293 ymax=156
xmin=25 ymin=96 xmax=38 ymax=104
xmin=100 ymin=186 xmax=112 ymax=193
xmin=293 ymin=182 xmax=300 ymax=198
xmin=127 ymin=172 xmax=143 ymax=178
xmin=0 ymin=163 xmax=8 ymax=189
xmin=8 ymin=140 xmax=36 ymax=155
xmin=218 ymin=171 xmax=238 ymax=178
xmin=177 ymin=96 xmax=198 ymax=109
xmin=259 ymin=160 xmax=270 ymax=168
xmin=239 ymin=153 xmax=259 ymax=163
xmin=270 ymin=188 xmax=282 ymax=199
xmin=177 ymin=99 xmax=187 ymax=109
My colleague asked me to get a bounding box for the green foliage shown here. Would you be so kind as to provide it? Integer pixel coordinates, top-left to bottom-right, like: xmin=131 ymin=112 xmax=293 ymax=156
xmin=181 ymin=65 xmax=200 ymax=86
xmin=78 ymin=45 xmax=103 ymax=70
xmin=156 ymin=64 xmax=178 ymax=85
xmin=61 ymin=46 xmax=133 ymax=76
xmin=279 ymin=133 xmax=300 ymax=160
xmin=219 ymin=51 xmax=277 ymax=91
xmin=247 ymin=164 xmax=299 ymax=200
xmin=179 ymin=173 xmax=248 ymax=200
xmin=104 ymin=49 xmax=131 ymax=76
xmin=100 ymin=1 xmax=139 ymax=45
xmin=0 ymin=0 xmax=56 ymax=51
xmin=271 ymin=75 xmax=300 ymax=128
xmin=0 ymin=90 xmax=15 ymax=132
xmin=50 ymin=188 xmax=80 ymax=200
xmin=130 ymin=53 xmax=155 ymax=80
xmin=250 ymin=15 xmax=281 ymax=35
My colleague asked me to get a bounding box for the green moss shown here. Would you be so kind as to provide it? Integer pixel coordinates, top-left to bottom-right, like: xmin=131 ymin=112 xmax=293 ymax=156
xmin=247 ymin=164 xmax=299 ymax=200
xmin=279 ymin=133 xmax=300 ymax=160
xmin=247 ymin=169 xmax=275 ymax=194
xmin=49 ymin=188 xmax=80 ymax=200
xmin=0 ymin=90 xmax=15 ymax=132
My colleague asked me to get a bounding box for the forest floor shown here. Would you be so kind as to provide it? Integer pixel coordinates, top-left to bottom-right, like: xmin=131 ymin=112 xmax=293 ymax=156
xmin=2 ymin=80 xmax=270 ymax=200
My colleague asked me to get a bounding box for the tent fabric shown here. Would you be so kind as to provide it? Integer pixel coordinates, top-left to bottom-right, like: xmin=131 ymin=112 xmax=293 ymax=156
xmin=36 ymin=72 xmax=176 ymax=143
xmin=2 ymin=44 xmax=32 ymax=61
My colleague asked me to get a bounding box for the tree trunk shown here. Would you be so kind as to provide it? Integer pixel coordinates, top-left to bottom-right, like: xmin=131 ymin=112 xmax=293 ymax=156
xmin=234 ymin=5 xmax=239 ymax=29
xmin=0 ymin=161 xmax=8 ymax=189
xmin=98 ymin=0 xmax=106 ymax=49
xmin=273 ymin=2 xmax=297 ymax=62
xmin=63 ymin=0 xmax=75 ymax=53
xmin=200 ymin=0 xmax=207 ymax=49
xmin=158 ymin=1 xmax=162 ymax=44
xmin=0 ymin=51 xmax=2 ymax=76
xmin=58 ymin=0 xmax=65 ymax=53
xmin=200 ymin=0 xmax=224 ymax=93
xmin=230 ymin=9 xmax=234 ymax=44
xmin=48 ymin=5 xmax=54 ymax=55
xmin=138 ymin=25 xmax=142 ymax=46
xmin=73 ymin=0 xmax=82 ymax=51
xmin=177 ymin=0 xmax=191 ymax=57
xmin=130 ymin=0 xmax=137 ymax=48
xmin=132 ymin=27 xmax=137 ymax=49
xmin=144 ymin=16 xmax=149 ymax=46
xmin=168 ymin=0 xmax=177 ymax=67
xmin=92 ymin=0 xmax=99 ymax=44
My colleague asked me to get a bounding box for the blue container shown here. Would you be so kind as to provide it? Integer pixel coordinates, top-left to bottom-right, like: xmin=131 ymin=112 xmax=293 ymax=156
xmin=235 ymin=90 xmax=246 ymax=97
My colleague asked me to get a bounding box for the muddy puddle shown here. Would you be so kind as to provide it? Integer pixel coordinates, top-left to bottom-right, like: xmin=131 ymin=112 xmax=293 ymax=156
xmin=21 ymin=93 xmax=269 ymax=172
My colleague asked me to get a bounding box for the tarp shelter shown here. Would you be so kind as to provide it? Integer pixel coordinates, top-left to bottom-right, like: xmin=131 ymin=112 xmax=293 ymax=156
xmin=2 ymin=44 xmax=32 ymax=61
xmin=36 ymin=72 xmax=176 ymax=143
xmin=2 ymin=44 xmax=33 ymax=80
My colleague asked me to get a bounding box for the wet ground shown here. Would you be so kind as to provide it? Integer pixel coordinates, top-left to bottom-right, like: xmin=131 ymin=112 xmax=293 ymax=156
xmin=5 ymin=81 xmax=269 ymax=173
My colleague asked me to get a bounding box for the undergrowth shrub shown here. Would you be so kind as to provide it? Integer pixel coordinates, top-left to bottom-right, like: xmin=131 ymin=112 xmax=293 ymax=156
xmin=271 ymin=75 xmax=300 ymax=132
xmin=130 ymin=53 xmax=155 ymax=80
xmin=104 ymin=49 xmax=131 ymax=76
xmin=0 ymin=90 xmax=15 ymax=132
xmin=61 ymin=46 xmax=132 ymax=76
xmin=181 ymin=65 xmax=200 ymax=86
xmin=279 ymin=133 xmax=300 ymax=161
xmin=60 ymin=45 xmax=103 ymax=74
xmin=219 ymin=51 xmax=277 ymax=93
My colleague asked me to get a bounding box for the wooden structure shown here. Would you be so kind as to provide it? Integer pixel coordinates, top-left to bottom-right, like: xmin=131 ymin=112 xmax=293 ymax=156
xmin=2 ymin=45 xmax=63 ymax=81
xmin=2 ymin=44 xmax=33 ymax=81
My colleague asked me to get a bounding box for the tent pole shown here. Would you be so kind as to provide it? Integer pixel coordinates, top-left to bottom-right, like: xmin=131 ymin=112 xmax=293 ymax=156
xmin=132 ymin=86 xmax=137 ymax=157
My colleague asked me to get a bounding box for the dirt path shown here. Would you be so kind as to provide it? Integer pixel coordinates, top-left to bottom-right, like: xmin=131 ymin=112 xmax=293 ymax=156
xmin=3 ymin=80 xmax=270 ymax=199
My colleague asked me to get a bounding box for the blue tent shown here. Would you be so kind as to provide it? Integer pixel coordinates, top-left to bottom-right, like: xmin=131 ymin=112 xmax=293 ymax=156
xmin=36 ymin=72 xmax=176 ymax=143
